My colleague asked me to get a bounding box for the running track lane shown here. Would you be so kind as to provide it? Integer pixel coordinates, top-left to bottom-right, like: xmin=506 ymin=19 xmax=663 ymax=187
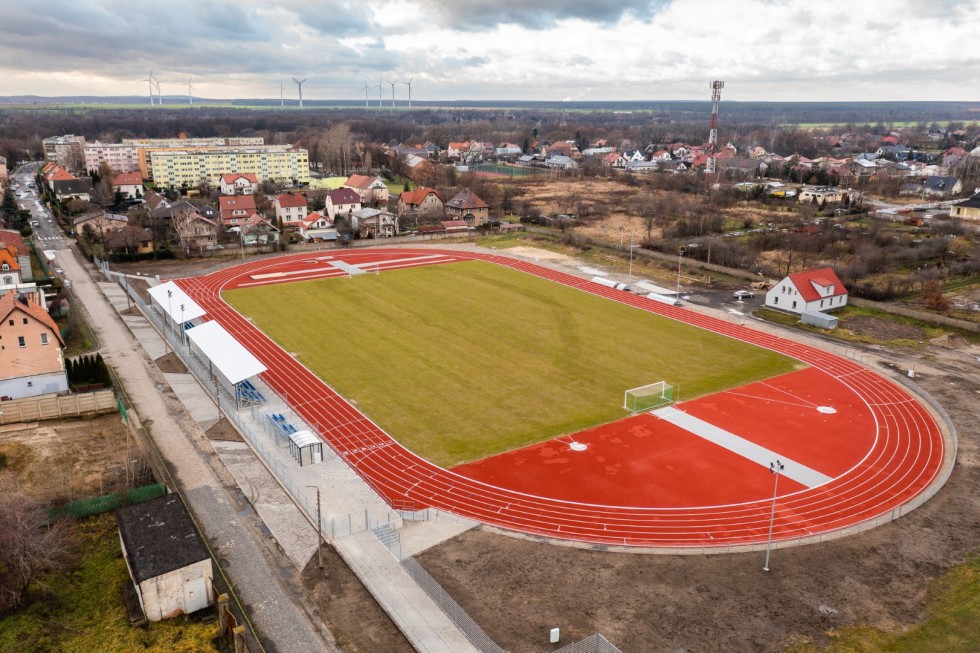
xmin=175 ymin=248 xmax=947 ymax=548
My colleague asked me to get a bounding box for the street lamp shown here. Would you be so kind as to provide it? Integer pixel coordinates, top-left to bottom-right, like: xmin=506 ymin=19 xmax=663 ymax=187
xmin=763 ymin=459 xmax=785 ymax=572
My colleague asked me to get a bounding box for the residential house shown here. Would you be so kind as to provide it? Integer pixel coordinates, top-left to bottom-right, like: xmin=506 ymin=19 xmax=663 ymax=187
xmin=219 ymin=195 xmax=257 ymax=227
xmin=0 ymin=246 xmax=22 ymax=289
xmin=349 ymin=208 xmax=398 ymax=238
xmin=404 ymin=154 xmax=436 ymax=184
xmin=0 ymin=155 xmax=7 ymax=189
xmin=626 ymin=160 xmax=659 ymax=173
xmin=343 ymin=174 xmax=389 ymax=206
xmin=325 ymin=188 xmax=362 ymax=221
xmin=43 ymin=163 xmax=93 ymax=200
xmin=73 ymin=212 xmax=129 ymax=237
xmin=901 ymin=176 xmax=963 ymax=197
xmin=116 ymin=494 xmax=213 ymax=622
xmin=765 ymin=267 xmax=848 ymax=315
xmin=798 ymin=187 xmax=847 ymax=204
xmin=0 ymin=290 xmax=68 ymax=399
xmin=544 ymin=155 xmax=579 ymax=171
xmin=219 ymin=173 xmax=259 ymax=196
xmin=112 ymin=170 xmax=145 ymax=199
xmin=445 ymin=189 xmax=490 ymax=227
xmin=446 ymin=142 xmax=470 ymax=160
xmin=274 ymin=192 xmax=309 ymax=230
xmin=106 ymin=226 xmax=154 ymax=255
xmin=495 ymin=143 xmax=523 ymax=159
xmin=297 ymin=212 xmax=337 ymax=242
xmin=877 ymin=144 xmax=912 ymax=160
xmin=949 ymin=193 xmax=980 ymax=221
xmin=650 ymin=149 xmax=672 ymax=161
xmin=0 ymin=231 xmax=31 ymax=284
xmin=239 ymin=213 xmax=280 ymax=247
xmin=602 ymin=152 xmax=627 ymax=168
xmin=397 ymin=187 xmax=444 ymax=217
xmin=173 ymin=210 xmax=220 ymax=252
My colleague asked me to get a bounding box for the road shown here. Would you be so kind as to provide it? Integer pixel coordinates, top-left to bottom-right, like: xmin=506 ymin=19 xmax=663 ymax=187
xmin=27 ymin=165 xmax=336 ymax=653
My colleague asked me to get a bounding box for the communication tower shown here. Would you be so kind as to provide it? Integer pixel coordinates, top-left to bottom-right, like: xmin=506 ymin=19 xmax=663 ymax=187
xmin=705 ymin=80 xmax=724 ymax=174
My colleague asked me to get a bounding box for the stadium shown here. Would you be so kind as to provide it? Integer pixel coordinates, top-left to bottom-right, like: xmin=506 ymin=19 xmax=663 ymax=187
xmin=175 ymin=246 xmax=951 ymax=550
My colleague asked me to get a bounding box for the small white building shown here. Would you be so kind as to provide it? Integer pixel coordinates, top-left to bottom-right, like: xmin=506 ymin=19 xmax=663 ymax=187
xmin=219 ymin=173 xmax=258 ymax=196
xmin=765 ymin=267 xmax=848 ymax=315
xmin=116 ymin=494 xmax=213 ymax=622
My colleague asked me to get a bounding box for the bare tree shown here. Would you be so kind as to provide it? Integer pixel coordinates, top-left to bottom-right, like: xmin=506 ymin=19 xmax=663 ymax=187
xmin=0 ymin=479 xmax=68 ymax=614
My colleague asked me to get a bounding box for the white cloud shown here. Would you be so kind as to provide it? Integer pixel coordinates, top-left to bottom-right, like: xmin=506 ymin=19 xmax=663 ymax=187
xmin=0 ymin=0 xmax=978 ymax=100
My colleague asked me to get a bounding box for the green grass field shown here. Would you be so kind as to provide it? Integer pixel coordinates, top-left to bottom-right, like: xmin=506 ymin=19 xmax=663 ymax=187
xmin=225 ymin=260 xmax=799 ymax=467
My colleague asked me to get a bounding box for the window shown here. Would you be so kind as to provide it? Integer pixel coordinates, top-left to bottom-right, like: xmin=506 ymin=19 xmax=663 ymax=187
xmin=792 ymin=301 xmax=797 ymax=309
xmin=40 ymin=333 xmax=49 ymax=345
xmin=23 ymin=318 xmax=28 ymax=325
xmin=18 ymin=336 xmax=26 ymax=347
xmin=7 ymin=319 xmax=11 ymax=326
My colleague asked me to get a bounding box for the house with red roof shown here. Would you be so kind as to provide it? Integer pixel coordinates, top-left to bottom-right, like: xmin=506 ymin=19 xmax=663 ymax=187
xmin=298 ymin=212 xmax=338 ymax=243
xmin=0 ymin=246 xmax=23 ymax=290
xmin=343 ymin=174 xmax=389 ymax=206
xmin=112 ymin=170 xmax=145 ymax=199
xmin=220 ymin=173 xmax=259 ymax=196
xmin=0 ymin=289 xmax=68 ymax=399
xmin=765 ymin=267 xmax=848 ymax=316
xmin=397 ymin=187 xmax=443 ymax=217
xmin=274 ymin=192 xmax=308 ymax=230
xmin=219 ymin=195 xmax=257 ymax=227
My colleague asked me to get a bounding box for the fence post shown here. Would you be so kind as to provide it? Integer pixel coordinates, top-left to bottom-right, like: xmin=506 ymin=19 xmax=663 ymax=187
xmin=217 ymin=593 xmax=230 ymax=631
xmin=233 ymin=625 xmax=247 ymax=653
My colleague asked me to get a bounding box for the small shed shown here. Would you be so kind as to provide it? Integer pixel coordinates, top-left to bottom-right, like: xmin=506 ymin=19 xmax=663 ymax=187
xmin=116 ymin=494 xmax=213 ymax=622
xmin=801 ymin=310 xmax=839 ymax=330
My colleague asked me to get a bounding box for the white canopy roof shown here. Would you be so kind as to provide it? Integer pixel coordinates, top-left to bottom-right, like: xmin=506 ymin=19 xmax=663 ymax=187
xmin=148 ymin=281 xmax=206 ymax=322
xmin=288 ymin=429 xmax=320 ymax=449
xmin=186 ymin=320 xmax=266 ymax=384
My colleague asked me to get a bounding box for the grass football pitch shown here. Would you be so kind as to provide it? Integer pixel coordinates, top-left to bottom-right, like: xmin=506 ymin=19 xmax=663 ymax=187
xmin=225 ymin=260 xmax=799 ymax=467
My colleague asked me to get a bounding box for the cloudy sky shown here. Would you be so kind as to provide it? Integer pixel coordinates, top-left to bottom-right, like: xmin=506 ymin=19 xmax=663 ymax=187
xmin=2 ymin=0 xmax=978 ymax=102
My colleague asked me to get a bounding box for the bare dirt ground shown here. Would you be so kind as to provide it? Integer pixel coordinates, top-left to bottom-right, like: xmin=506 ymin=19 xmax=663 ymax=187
xmin=408 ymin=341 xmax=979 ymax=653
xmin=302 ymin=544 xmax=414 ymax=653
xmin=0 ymin=413 xmax=148 ymax=503
xmin=841 ymin=315 xmax=929 ymax=341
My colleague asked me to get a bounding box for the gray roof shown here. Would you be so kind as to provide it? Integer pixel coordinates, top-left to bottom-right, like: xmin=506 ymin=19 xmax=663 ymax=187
xmin=953 ymin=193 xmax=980 ymax=209
xmin=116 ymin=494 xmax=209 ymax=583
xmin=923 ymin=176 xmax=960 ymax=191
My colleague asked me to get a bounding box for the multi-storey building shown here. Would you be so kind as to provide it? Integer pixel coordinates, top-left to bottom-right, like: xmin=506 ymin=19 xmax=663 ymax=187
xmin=83 ymin=142 xmax=141 ymax=174
xmin=148 ymin=147 xmax=310 ymax=188
xmin=42 ymin=135 xmax=86 ymax=174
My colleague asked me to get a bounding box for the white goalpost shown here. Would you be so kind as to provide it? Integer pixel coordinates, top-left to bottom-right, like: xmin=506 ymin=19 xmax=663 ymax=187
xmin=623 ymin=381 xmax=676 ymax=413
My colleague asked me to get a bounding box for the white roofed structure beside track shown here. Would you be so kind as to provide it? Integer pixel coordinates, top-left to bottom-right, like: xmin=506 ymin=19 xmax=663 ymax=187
xmin=148 ymin=281 xmax=206 ymax=322
xmin=186 ymin=320 xmax=266 ymax=384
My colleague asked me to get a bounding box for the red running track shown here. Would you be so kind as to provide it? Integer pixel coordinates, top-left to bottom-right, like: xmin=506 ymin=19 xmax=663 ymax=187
xmin=176 ymin=248 xmax=947 ymax=548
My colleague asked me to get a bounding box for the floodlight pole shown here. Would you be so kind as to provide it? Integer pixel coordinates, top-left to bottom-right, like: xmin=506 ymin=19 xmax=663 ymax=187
xmin=166 ymin=289 xmax=173 ymax=353
xmin=179 ymin=303 xmax=185 ymax=346
xmin=763 ymin=459 xmax=784 ymax=572
xmin=306 ymin=485 xmax=323 ymax=568
xmin=627 ymin=232 xmax=635 ymax=286
xmin=675 ymin=248 xmax=683 ymax=297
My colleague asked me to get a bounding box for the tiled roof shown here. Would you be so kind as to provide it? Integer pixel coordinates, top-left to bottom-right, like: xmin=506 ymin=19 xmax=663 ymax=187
xmin=327 ymin=188 xmax=361 ymax=204
xmin=786 ymin=267 xmax=847 ymax=303
xmin=0 ymin=246 xmax=20 ymax=271
xmin=221 ymin=173 xmax=258 ymax=184
xmin=0 ymin=230 xmax=28 ymax=256
xmin=0 ymin=290 xmax=64 ymax=346
xmin=112 ymin=171 xmax=143 ymax=187
xmin=344 ymin=174 xmax=382 ymax=190
xmin=399 ymin=187 xmax=440 ymax=206
xmin=276 ymin=192 xmax=307 ymax=208
xmin=446 ymin=189 xmax=488 ymax=210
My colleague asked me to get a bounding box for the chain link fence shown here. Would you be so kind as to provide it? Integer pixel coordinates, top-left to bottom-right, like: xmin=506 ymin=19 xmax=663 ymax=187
xmin=553 ymin=634 xmax=624 ymax=653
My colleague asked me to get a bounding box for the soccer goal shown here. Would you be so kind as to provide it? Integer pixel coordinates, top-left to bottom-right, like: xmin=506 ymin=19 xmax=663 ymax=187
xmin=623 ymin=381 xmax=675 ymax=413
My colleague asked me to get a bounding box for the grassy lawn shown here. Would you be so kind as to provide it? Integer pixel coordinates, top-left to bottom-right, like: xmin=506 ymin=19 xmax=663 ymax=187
xmin=226 ymin=260 xmax=798 ymax=467
xmin=0 ymin=514 xmax=219 ymax=653
xmin=787 ymin=555 xmax=980 ymax=653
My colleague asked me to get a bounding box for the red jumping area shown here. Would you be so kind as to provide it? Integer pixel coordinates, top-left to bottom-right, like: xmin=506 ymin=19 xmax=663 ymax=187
xmin=176 ymin=248 xmax=947 ymax=548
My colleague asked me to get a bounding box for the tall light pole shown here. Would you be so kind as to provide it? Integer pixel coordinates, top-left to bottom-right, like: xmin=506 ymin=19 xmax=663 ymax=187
xmin=165 ymin=289 xmax=173 ymax=353
xmin=179 ymin=303 xmax=185 ymax=346
xmin=763 ymin=459 xmax=784 ymax=572
xmin=675 ymin=248 xmax=684 ymax=297
xmin=627 ymin=232 xmax=635 ymax=286
xmin=306 ymin=485 xmax=323 ymax=569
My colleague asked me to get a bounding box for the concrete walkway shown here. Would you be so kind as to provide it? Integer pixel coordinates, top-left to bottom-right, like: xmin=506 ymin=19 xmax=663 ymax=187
xmin=57 ymin=247 xmax=336 ymax=653
xmin=88 ymin=255 xmax=481 ymax=652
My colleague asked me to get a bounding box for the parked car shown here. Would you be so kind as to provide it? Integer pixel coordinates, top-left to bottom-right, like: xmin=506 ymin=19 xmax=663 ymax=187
xmin=733 ymin=290 xmax=755 ymax=300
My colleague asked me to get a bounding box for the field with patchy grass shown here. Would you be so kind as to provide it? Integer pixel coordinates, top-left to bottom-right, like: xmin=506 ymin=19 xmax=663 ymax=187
xmin=225 ymin=259 xmax=798 ymax=467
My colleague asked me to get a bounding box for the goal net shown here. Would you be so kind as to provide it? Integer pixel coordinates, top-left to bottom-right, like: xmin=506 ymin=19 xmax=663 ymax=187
xmin=623 ymin=381 xmax=675 ymax=413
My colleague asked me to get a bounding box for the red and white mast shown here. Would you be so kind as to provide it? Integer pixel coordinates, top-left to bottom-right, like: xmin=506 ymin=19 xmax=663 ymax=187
xmin=705 ymin=80 xmax=724 ymax=174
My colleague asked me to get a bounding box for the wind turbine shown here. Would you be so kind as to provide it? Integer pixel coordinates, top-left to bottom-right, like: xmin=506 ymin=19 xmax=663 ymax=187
xmin=292 ymin=77 xmax=307 ymax=108
xmin=361 ymin=80 xmax=370 ymax=108
xmin=377 ymin=79 xmax=383 ymax=107
xmin=387 ymin=78 xmax=398 ymax=107
xmin=187 ymin=76 xmax=194 ymax=105
xmin=400 ymin=76 xmax=413 ymax=108
xmin=274 ymin=79 xmax=286 ymax=107
xmin=154 ymin=77 xmax=166 ymax=105
xmin=143 ymin=70 xmax=156 ymax=105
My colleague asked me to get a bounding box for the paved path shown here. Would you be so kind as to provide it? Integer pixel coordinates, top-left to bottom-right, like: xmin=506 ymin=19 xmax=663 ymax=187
xmin=56 ymin=247 xmax=336 ymax=653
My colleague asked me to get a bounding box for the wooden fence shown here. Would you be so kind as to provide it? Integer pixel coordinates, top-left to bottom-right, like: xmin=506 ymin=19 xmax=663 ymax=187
xmin=0 ymin=389 xmax=116 ymax=425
